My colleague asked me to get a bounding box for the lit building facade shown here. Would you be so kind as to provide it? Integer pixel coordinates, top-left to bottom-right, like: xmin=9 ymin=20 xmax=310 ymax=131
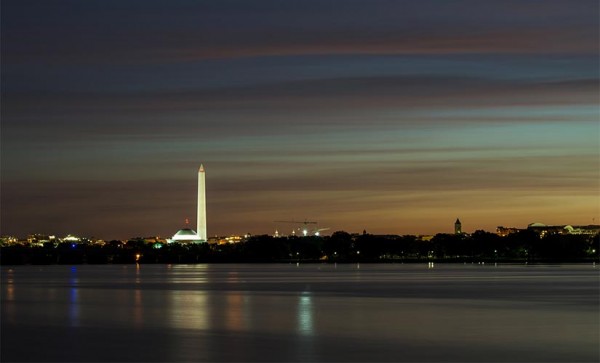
xmin=168 ymin=228 xmax=204 ymax=243
xmin=496 ymin=226 xmax=522 ymax=237
xmin=527 ymin=222 xmax=600 ymax=237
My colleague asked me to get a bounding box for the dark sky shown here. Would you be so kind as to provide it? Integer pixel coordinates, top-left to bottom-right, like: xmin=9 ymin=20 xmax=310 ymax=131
xmin=1 ymin=0 xmax=598 ymax=240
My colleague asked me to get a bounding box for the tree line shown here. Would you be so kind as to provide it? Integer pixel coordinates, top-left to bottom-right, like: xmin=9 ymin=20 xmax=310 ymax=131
xmin=1 ymin=230 xmax=598 ymax=265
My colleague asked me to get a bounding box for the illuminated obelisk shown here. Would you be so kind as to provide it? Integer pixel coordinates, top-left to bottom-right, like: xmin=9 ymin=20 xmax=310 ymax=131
xmin=197 ymin=164 xmax=207 ymax=241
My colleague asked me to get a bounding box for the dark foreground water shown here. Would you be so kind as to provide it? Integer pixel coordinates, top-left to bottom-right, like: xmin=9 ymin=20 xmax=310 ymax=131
xmin=1 ymin=263 xmax=598 ymax=362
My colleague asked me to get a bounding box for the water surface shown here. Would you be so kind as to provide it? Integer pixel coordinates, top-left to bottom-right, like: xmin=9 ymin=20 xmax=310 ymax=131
xmin=2 ymin=263 xmax=598 ymax=362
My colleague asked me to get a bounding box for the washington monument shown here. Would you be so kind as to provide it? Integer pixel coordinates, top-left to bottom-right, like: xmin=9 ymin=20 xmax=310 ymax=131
xmin=197 ymin=164 xmax=207 ymax=241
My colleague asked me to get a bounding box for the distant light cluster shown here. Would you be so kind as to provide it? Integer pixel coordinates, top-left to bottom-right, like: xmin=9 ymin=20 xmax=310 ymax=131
xmin=3 ymin=220 xmax=598 ymax=249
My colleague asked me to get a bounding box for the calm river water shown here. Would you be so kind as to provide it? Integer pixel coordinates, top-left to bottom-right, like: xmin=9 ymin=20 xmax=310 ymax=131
xmin=1 ymin=263 xmax=598 ymax=362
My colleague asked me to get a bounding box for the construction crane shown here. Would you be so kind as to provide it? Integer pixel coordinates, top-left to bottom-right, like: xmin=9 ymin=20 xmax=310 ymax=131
xmin=274 ymin=220 xmax=317 ymax=225
xmin=274 ymin=220 xmax=321 ymax=236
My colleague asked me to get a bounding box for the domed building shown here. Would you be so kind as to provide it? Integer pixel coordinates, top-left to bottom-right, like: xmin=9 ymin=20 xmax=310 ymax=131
xmin=528 ymin=222 xmax=546 ymax=228
xmin=168 ymin=228 xmax=204 ymax=244
xmin=166 ymin=165 xmax=208 ymax=244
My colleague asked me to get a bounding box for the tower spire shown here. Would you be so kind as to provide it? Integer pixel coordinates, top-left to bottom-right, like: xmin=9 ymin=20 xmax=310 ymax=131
xmin=197 ymin=165 xmax=207 ymax=241
xmin=454 ymin=218 xmax=462 ymax=235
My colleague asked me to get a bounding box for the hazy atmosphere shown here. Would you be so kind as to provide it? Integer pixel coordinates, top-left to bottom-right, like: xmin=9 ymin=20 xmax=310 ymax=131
xmin=2 ymin=0 xmax=598 ymax=240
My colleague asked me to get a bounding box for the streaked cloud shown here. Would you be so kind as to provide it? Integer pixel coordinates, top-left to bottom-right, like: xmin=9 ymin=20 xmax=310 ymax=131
xmin=2 ymin=1 xmax=598 ymax=65
xmin=1 ymin=0 xmax=598 ymax=238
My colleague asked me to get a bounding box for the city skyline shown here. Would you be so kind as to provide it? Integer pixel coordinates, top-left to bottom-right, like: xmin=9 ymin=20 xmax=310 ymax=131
xmin=2 ymin=0 xmax=599 ymax=240
xmin=7 ymin=218 xmax=600 ymax=244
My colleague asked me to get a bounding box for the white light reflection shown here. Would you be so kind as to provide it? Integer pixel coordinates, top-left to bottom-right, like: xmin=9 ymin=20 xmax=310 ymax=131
xmin=297 ymin=293 xmax=314 ymax=336
xmin=166 ymin=265 xmax=211 ymax=331
xmin=168 ymin=290 xmax=210 ymax=331
xmin=6 ymin=269 xmax=15 ymax=301
xmin=169 ymin=264 xmax=210 ymax=283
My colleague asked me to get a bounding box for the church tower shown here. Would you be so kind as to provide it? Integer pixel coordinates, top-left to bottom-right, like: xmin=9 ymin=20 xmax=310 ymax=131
xmin=454 ymin=218 xmax=462 ymax=235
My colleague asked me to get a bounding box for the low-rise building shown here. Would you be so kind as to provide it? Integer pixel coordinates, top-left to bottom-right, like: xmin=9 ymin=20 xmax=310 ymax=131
xmin=527 ymin=222 xmax=600 ymax=237
xmin=496 ymin=226 xmax=522 ymax=237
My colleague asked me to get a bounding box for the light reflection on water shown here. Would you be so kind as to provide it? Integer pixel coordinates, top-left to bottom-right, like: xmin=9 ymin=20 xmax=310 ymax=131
xmin=225 ymin=292 xmax=246 ymax=332
xmin=6 ymin=269 xmax=15 ymax=301
xmin=167 ymin=264 xmax=210 ymax=284
xmin=68 ymin=266 xmax=80 ymax=327
xmin=133 ymin=289 xmax=143 ymax=328
xmin=1 ymin=264 xmax=598 ymax=362
xmin=4 ymin=269 xmax=16 ymax=325
xmin=168 ymin=290 xmax=210 ymax=331
xmin=297 ymin=293 xmax=314 ymax=336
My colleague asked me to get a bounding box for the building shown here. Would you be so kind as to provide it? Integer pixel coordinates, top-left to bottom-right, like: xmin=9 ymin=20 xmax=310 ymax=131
xmin=208 ymin=235 xmax=244 ymax=245
xmin=527 ymin=222 xmax=600 ymax=237
xmin=563 ymin=225 xmax=600 ymax=235
xmin=168 ymin=228 xmax=204 ymax=243
xmin=496 ymin=226 xmax=521 ymax=237
xmin=454 ymin=218 xmax=462 ymax=235
xmin=143 ymin=236 xmax=167 ymax=244
xmin=27 ymin=234 xmax=54 ymax=246
xmin=168 ymin=164 xmax=208 ymax=244
xmin=0 ymin=236 xmax=19 ymax=246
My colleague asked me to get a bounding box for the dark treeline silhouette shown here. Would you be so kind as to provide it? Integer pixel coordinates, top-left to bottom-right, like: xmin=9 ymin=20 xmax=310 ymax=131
xmin=1 ymin=230 xmax=598 ymax=265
